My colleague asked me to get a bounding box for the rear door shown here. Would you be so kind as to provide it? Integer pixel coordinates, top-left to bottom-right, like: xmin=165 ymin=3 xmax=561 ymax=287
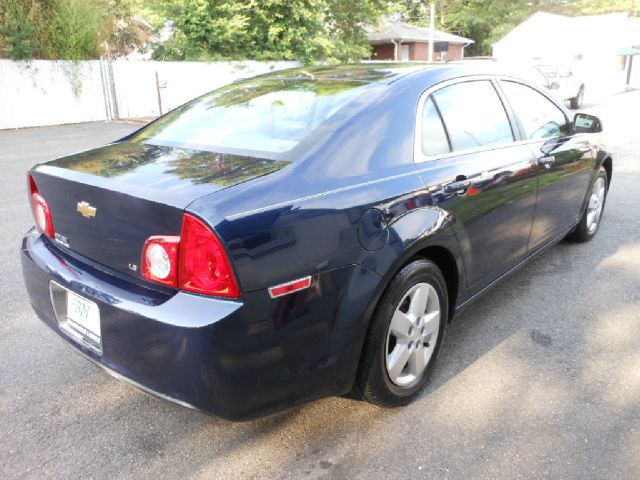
xmin=499 ymin=80 xmax=594 ymax=251
xmin=415 ymin=78 xmax=538 ymax=294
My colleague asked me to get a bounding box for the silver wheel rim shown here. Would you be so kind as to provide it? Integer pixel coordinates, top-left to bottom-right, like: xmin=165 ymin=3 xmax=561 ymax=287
xmin=586 ymin=176 xmax=606 ymax=234
xmin=385 ymin=282 xmax=440 ymax=387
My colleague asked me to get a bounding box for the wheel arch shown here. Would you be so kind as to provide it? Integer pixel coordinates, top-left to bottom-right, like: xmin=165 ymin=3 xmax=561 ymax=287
xmin=349 ymin=236 xmax=464 ymax=397
xmin=363 ymin=237 xmax=465 ymax=330
xmin=405 ymin=246 xmax=459 ymax=321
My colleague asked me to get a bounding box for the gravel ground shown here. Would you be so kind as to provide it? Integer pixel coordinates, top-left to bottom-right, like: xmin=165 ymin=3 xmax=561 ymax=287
xmin=1 ymin=91 xmax=639 ymax=480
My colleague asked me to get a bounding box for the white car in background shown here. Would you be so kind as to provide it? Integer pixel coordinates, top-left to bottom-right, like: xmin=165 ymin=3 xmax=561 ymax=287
xmin=536 ymin=64 xmax=586 ymax=109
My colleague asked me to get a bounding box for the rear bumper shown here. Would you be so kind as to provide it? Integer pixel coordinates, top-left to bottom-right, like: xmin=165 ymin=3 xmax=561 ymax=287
xmin=21 ymin=229 xmax=380 ymax=420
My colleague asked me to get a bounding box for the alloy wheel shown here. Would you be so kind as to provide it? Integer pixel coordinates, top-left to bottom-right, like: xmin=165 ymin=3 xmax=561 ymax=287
xmin=586 ymin=176 xmax=606 ymax=233
xmin=385 ymin=282 xmax=440 ymax=387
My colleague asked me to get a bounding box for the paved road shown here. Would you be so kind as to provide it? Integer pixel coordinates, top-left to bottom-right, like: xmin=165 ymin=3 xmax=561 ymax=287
xmin=1 ymin=93 xmax=639 ymax=480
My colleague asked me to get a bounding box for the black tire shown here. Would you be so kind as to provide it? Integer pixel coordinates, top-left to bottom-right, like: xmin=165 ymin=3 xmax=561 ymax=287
xmin=355 ymin=259 xmax=448 ymax=407
xmin=567 ymin=167 xmax=608 ymax=242
xmin=570 ymin=85 xmax=584 ymax=109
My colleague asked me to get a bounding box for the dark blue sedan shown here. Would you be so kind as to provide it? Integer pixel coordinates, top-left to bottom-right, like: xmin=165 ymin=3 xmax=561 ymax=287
xmin=21 ymin=63 xmax=611 ymax=420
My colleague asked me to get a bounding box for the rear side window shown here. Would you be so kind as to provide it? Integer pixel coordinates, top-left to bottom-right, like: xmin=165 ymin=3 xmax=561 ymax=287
xmin=432 ymin=80 xmax=514 ymax=152
xmin=501 ymin=81 xmax=570 ymax=140
xmin=421 ymin=97 xmax=450 ymax=156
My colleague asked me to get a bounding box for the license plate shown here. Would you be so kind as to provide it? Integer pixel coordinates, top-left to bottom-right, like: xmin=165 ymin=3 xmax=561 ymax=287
xmin=56 ymin=287 xmax=102 ymax=354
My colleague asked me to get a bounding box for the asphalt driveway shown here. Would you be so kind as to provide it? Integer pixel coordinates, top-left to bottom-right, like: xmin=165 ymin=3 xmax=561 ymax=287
xmin=1 ymin=92 xmax=639 ymax=480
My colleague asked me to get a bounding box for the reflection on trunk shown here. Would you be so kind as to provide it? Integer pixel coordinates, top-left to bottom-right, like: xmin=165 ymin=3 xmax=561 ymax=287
xmin=52 ymin=142 xmax=290 ymax=189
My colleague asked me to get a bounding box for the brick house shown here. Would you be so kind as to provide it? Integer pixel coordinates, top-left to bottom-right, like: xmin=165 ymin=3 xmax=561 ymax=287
xmin=366 ymin=21 xmax=474 ymax=62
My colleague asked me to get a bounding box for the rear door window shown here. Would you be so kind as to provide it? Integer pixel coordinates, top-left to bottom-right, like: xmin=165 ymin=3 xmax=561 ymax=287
xmin=432 ymin=80 xmax=514 ymax=152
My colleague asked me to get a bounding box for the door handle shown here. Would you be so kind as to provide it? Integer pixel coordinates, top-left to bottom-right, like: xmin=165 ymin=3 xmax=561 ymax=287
xmin=444 ymin=178 xmax=471 ymax=194
xmin=538 ymin=155 xmax=555 ymax=168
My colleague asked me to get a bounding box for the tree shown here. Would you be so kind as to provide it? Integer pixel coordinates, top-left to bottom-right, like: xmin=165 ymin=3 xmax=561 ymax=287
xmin=0 ymin=0 xmax=145 ymax=60
xmin=152 ymin=0 xmax=386 ymax=62
xmin=570 ymin=0 xmax=640 ymax=16
xmin=3 ymin=0 xmax=638 ymax=62
xmin=0 ymin=0 xmax=40 ymax=59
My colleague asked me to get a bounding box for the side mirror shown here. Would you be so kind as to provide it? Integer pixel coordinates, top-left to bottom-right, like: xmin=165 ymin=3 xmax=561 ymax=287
xmin=574 ymin=113 xmax=602 ymax=133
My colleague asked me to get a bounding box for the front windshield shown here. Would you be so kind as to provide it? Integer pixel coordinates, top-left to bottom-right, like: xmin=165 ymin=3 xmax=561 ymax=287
xmin=130 ymin=78 xmax=375 ymax=157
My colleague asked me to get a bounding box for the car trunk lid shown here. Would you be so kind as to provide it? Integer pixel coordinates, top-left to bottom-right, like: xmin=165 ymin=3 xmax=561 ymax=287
xmin=31 ymin=141 xmax=289 ymax=281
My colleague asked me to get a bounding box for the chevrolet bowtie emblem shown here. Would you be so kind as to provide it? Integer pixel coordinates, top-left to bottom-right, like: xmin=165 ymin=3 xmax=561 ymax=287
xmin=77 ymin=201 xmax=97 ymax=218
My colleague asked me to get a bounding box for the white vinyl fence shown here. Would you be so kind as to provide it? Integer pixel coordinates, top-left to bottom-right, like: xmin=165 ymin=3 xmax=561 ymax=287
xmin=0 ymin=59 xmax=300 ymax=130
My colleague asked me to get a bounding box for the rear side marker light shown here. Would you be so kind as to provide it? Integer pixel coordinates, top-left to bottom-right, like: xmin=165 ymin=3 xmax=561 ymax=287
xmin=268 ymin=276 xmax=312 ymax=299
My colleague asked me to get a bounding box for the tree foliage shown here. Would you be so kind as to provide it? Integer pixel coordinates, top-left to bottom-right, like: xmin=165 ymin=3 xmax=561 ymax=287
xmin=1 ymin=0 xmax=638 ymax=61
xmin=151 ymin=0 xmax=386 ymax=62
xmin=153 ymin=0 xmax=639 ymax=60
xmin=0 ymin=0 xmax=144 ymax=60
xmin=570 ymin=0 xmax=640 ymax=16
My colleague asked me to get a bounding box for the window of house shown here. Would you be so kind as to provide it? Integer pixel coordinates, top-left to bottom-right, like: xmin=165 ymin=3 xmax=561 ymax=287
xmin=432 ymin=80 xmax=514 ymax=152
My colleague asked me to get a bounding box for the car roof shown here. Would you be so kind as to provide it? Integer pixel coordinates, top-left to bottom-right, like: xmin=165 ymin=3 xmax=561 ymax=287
xmin=253 ymin=62 xmax=535 ymax=86
xmin=250 ymin=62 xmax=434 ymax=84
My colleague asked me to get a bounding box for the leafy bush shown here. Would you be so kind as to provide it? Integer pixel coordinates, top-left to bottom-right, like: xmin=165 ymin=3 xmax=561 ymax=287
xmin=151 ymin=0 xmax=385 ymax=63
xmin=0 ymin=0 xmax=140 ymax=60
xmin=0 ymin=0 xmax=39 ymax=59
xmin=47 ymin=0 xmax=104 ymax=60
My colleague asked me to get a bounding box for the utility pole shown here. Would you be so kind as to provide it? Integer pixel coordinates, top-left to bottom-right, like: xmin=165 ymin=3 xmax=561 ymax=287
xmin=428 ymin=2 xmax=435 ymax=62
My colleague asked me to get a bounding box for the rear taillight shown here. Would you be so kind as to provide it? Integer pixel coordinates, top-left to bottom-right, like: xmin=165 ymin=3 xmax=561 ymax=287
xmin=27 ymin=173 xmax=55 ymax=238
xmin=141 ymin=214 xmax=239 ymax=298
xmin=179 ymin=214 xmax=239 ymax=298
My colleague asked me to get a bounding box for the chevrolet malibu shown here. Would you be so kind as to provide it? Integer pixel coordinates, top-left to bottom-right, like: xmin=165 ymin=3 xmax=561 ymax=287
xmin=21 ymin=63 xmax=611 ymax=420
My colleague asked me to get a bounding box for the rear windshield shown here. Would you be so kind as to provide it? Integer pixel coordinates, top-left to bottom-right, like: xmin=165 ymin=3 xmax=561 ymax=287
xmin=130 ymin=78 xmax=374 ymax=158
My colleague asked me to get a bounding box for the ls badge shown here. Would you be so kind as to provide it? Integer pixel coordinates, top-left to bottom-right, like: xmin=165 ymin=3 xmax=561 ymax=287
xmin=77 ymin=201 xmax=97 ymax=219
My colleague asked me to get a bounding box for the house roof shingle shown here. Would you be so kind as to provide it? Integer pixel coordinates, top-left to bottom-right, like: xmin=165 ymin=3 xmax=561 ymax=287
xmin=366 ymin=22 xmax=474 ymax=46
